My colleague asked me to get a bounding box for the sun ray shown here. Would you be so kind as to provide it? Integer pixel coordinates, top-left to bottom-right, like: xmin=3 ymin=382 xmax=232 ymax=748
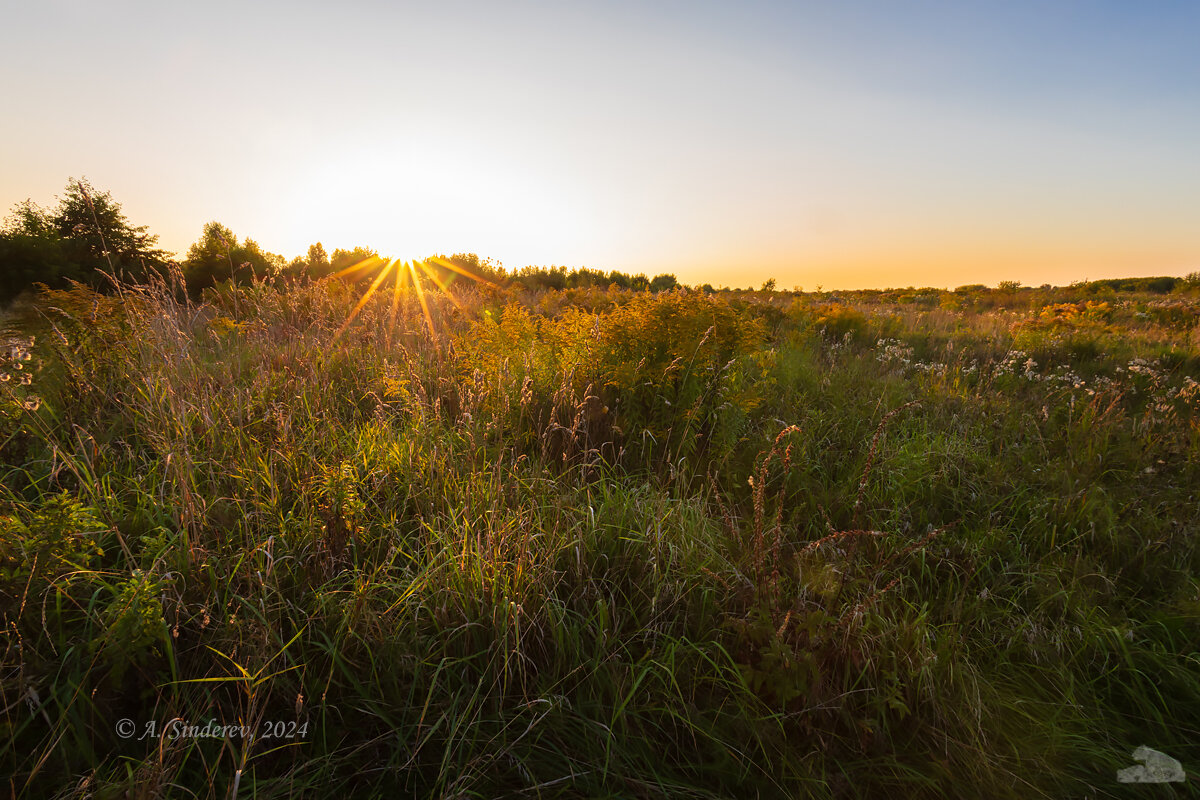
xmin=408 ymin=260 xmax=437 ymax=342
xmin=334 ymin=259 xmax=394 ymax=340
xmin=416 ymin=259 xmax=465 ymax=312
xmin=326 ymin=255 xmax=386 ymax=283
xmin=325 ymin=253 xmax=498 ymax=346
xmin=388 ymin=258 xmax=405 ymax=346
xmin=427 ymin=256 xmax=499 ymax=288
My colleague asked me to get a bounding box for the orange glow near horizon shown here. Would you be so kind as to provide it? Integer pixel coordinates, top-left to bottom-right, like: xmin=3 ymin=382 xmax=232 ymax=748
xmin=3 ymin=3 xmax=1199 ymax=291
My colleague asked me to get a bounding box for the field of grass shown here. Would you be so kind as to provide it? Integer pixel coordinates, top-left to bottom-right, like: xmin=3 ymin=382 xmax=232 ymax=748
xmin=1 ymin=270 xmax=1198 ymax=798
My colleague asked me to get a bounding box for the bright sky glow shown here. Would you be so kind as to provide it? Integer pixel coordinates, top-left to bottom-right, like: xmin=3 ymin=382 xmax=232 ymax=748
xmin=2 ymin=0 xmax=1198 ymax=288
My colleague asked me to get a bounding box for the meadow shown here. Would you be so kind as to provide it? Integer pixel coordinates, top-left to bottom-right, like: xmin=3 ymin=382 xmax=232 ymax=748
xmin=1 ymin=269 xmax=1198 ymax=798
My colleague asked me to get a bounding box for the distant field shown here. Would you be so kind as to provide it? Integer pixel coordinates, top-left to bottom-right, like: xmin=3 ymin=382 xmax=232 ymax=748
xmin=1 ymin=274 xmax=1198 ymax=798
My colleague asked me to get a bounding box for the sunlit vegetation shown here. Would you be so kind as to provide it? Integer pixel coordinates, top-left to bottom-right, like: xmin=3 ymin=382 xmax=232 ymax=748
xmin=1 ymin=192 xmax=1199 ymax=796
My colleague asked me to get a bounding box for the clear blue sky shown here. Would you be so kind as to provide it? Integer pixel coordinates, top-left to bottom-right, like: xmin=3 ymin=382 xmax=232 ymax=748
xmin=3 ymin=0 xmax=1198 ymax=288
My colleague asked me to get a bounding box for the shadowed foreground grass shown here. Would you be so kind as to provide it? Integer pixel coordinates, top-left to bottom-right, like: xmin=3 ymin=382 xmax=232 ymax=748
xmin=1 ymin=273 xmax=1198 ymax=797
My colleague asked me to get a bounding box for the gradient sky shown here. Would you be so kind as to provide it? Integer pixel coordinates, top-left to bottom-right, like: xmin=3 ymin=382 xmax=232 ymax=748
xmin=3 ymin=0 xmax=1198 ymax=289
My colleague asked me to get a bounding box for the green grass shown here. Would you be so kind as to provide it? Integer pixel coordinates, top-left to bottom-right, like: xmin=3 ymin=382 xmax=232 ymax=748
xmin=1 ymin=273 xmax=1198 ymax=798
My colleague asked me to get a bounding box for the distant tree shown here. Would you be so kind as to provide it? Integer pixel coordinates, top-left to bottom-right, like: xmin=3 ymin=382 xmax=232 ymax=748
xmin=182 ymin=222 xmax=286 ymax=292
xmin=306 ymin=242 xmax=330 ymax=275
xmin=328 ymin=246 xmax=382 ymax=282
xmin=515 ymin=266 xmax=567 ymax=291
xmin=760 ymin=278 xmax=777 ymax=292
xmin=567 ymin=267 xmax=608 ymax=289
xmin=429 ymin=253 xmax=506 ymax=288
xmin=0 ymin=178 xmax=171 ymax=302
xmin=547 ymin=266 xmax=568 ymax=290
xmin=649 ymin=273 xmax=679 ymax=292
xmin=607 ymin=270 xmax=632 ymax=290
xmin=182 ymin=222 xmax=238 ymax=290
xmin=0 ymin=200 xmax=72 ymax=302
xmin=282 ymin=242 xmax=336 ymax=280
xmin=50 ymin=179 xmax=172 ymax=282
xmin=5 ymin=199 xmax=56 ymax=239
xmin=242 ymin=239 xmax=286 ymax=277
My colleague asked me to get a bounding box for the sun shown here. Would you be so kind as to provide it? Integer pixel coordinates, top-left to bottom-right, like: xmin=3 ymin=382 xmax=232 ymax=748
xmin=328 ymin=255 xmax=497 ymax=344
xmin=275 ymin=136 xmax=590 ymax=270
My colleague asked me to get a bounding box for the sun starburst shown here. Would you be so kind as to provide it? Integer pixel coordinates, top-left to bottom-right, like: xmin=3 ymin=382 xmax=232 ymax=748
xmin=326 ymin=256 xmax=497 ymax=344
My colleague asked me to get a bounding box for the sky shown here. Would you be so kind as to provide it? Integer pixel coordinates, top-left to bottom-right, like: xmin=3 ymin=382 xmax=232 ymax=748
xmin=2 ymin=0 xmax=1198 ymax=289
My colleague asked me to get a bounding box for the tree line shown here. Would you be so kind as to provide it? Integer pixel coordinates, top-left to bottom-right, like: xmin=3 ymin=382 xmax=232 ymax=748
xmin=0 ymin=179 xmax=682 ymax=303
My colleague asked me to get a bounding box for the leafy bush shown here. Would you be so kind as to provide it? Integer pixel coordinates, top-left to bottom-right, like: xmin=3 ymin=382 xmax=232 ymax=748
xmin=0 ymin=493 xmax=105 ymax=591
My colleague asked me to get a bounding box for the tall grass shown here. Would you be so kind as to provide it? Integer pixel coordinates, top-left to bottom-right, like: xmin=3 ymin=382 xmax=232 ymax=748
xmin=0 ymin=271 xmax=1197 ymax=797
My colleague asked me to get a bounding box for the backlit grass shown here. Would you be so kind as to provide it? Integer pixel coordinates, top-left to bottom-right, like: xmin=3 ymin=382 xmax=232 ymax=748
xmin=1 ymin=272 xmax=1198 ymax=797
